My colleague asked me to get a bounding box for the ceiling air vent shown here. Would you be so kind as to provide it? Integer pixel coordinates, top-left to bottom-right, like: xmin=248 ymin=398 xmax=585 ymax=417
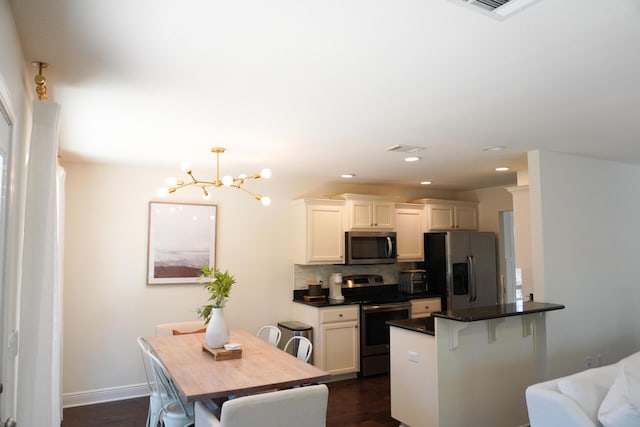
xmin=385 ymin=144 xmax=425 ymax=154
xmin=470 ymin=0 xmax=510 ymax=12
xmin=453 ymin=0 xmax=541 ymax=18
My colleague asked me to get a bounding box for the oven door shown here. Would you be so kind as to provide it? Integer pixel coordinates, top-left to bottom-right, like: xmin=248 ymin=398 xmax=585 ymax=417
xmin=360 ymin=302 xmax=411 ymax=357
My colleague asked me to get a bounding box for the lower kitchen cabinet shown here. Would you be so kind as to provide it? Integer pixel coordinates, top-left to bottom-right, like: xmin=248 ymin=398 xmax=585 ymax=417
xmin=410 ymin=297 xmax=442 ymax=319
xmin=292 ymin=304 xmax=360 ymax=376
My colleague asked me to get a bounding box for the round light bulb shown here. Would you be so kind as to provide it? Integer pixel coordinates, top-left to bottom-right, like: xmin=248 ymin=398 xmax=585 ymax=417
xmin=261 ymin=196 xmax=272 ymax=207
xmin=180 ymin=161 xmax=192 ymax=172
xmin=166 ymin=176 xmax=178 ymax=187
xmin=260 ymin=168 xmax=272 ymax=179
xmin=156 ymin=188 xmax=169 ymax=197
xmin=221 ymin=175 xmax=234 ymax=186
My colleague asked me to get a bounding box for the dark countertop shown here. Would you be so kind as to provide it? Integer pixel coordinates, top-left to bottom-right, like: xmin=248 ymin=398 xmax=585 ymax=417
xmin=386 ymin=302 xmax=565 ymax=335
xmin=431 ymin=301 xmax=565 ymax=322
xmin=387 ymin=317 xmax=435 ymax=336
xmin=292 ymin=292 xmax=443 ymax=307
xmin=292 ymin=286 xmax=443 ymax=307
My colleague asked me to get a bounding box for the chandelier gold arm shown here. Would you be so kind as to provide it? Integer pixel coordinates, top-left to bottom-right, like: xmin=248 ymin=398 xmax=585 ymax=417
xmin=163 ymin=147 xmax=271 ymax=205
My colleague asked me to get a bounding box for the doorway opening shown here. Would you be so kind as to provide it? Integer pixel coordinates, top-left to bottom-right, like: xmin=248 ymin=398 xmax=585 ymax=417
xmin=499 ymin=210 xmax=520 ymax=303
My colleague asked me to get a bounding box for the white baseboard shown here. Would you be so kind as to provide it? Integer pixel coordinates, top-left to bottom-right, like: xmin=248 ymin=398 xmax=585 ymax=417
xmin=63 ymin=383 xmax=150 ymax=408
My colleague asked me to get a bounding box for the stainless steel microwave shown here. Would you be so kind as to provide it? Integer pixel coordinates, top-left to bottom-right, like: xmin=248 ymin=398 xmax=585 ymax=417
xmin=344 ymin=231 xmax=397 ymax=265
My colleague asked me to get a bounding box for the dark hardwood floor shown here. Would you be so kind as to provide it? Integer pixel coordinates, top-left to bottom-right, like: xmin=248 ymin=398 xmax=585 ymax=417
xmin=62 ymin=374 xmax=398 ymax=427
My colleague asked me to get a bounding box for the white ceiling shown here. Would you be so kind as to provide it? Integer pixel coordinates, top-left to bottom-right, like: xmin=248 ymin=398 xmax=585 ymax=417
xmin=8 ymin=0 xmax=640 ymax=191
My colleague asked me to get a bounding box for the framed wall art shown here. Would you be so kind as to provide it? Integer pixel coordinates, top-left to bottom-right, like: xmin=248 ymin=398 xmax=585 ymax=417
xmin=147 ymin=201 xmax=217 ymax=285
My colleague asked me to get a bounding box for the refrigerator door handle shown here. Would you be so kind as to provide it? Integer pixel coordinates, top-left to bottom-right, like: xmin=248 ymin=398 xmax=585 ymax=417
xmin=469 ymin=255 xmax=477 ymax=302
xmin=467 ymin=256 xmax=474 ymax=302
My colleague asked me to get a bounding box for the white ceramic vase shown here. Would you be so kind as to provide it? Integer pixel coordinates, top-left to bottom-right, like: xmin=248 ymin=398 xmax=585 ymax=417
xmin=205 ymin=308 xmax=229 ymax=348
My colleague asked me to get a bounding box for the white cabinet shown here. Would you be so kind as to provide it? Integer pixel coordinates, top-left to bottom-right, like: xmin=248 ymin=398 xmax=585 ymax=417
xmin=395 ymin=203 xmax=424 ymax=262
xmin=410 ymin=297 xmax=442 ymax=319
xmin=292 ymin=304 xmax=360 ymax=376
xmin=412 ymin=198 xmax=479 ymax=231
xmin=340 ymin=194 xmax=395 ymax=230
xmin=293 ymin=199 xmax=345 ymax=264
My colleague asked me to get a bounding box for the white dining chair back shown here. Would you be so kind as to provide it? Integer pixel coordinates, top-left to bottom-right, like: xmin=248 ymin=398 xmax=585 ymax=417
xmin=256 ymin=325 xmax=282 ymax=347
xmin=137 ymin=336 xmax=168 ymax=427
xmin=145 ymin=343 xmax=195 ymax=427
xmin=194 ymin=384 xmax=329 ymax=427
xmin=283 ymin=336 xmax=313 ymax=363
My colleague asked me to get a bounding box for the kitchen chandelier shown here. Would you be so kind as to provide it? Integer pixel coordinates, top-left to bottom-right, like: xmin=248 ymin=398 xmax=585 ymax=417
xmin=159 ymin=147 xmax=272 ymax=206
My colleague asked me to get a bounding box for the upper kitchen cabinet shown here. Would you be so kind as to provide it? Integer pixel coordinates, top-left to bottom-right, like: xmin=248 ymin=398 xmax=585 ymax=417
xmin=412 ymin=198 xmax=479 ymax=231
xmin=395 ymin=203 xmax=424 ymax=262
xmin=293 ymin=199 xmax=345 ymax=264
xmin=340 ymin=194 xmax=396 ymax=230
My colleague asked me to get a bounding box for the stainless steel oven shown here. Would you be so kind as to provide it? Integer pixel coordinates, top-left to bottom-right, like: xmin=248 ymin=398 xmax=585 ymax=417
xmin=360 ymin=301 xmax=411 ymax=376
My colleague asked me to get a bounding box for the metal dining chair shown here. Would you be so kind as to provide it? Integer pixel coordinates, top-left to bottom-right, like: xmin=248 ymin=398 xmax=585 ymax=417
xmin=283 ymin=336 xmax=313 ymax=363
xmin=142 ymin=339 xmax=195 ymax=427
xmin=256 ymin=325 xmax=282 ymax=347
xmin=194 ymin=384 xmax=328 ymax=427
xmin=137 ymin=336 xmax=171 ymax=427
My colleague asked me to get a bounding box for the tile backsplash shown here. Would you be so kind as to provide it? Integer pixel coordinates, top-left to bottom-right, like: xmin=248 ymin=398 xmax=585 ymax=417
xmin=293 ymin=263 xmax=417 ymax=290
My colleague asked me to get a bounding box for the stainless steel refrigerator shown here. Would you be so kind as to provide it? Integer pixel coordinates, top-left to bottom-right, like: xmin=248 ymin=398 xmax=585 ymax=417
xmin=422 ymin=231 xmax=498 ymax=311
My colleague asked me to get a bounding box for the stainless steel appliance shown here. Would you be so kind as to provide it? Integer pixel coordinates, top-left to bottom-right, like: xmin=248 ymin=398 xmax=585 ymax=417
xmin=344 ymin=231 xmax=397 ymax=265
xmin=422 ymin=231 xmax=498 ymax=311
xmin=398 ymin=269 xmax=427 ymax=294
xmin=360 ymin=301 xmax=410 ymax=376
xmin=340 ymin=274 xmax=410 ymax=377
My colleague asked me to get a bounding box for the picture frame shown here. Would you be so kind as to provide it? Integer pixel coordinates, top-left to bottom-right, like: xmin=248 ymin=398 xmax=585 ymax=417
xmin=147 ymin=201 xmax=217 ymax=285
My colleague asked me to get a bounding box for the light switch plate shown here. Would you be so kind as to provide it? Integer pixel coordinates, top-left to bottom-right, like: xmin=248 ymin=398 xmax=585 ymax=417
xmin=408 ymin=351 xmax=419 ymax=363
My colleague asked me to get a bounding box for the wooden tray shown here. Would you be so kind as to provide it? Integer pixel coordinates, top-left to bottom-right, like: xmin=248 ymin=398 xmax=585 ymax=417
xmin=303 ymin=295 xmax=326 ymax=302
xmin=202 ymin=344 xmax=243 ymax=360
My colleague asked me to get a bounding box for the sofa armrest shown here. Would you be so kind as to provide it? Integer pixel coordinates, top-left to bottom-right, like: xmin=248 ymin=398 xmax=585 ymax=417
xmin=526 ymin=379 xmax=600 ymax=427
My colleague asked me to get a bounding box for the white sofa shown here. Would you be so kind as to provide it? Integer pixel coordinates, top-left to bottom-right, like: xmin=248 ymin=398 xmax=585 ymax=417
xmin=526 ymin=351 xmax=640 ymax=427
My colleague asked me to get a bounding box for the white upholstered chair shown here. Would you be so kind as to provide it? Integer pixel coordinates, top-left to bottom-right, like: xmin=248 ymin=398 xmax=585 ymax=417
xmin=283 ymin=335 xmax=313 ymax=363
xmin=194 ymin=384 xmax=329 ymax=427
xmin=141 ymin=338 xmax=195 ymax=427
xmin=256 ymin=325 xmax=282 ymax=347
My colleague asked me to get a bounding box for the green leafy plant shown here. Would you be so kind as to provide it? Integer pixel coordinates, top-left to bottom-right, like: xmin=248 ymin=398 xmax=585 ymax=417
xmin=196 ymin=264 xmax=236 ymax=325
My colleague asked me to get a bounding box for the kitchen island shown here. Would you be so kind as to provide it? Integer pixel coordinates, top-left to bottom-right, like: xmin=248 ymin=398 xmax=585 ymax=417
xmin=387 ymin=302 xmax=564 ymax=427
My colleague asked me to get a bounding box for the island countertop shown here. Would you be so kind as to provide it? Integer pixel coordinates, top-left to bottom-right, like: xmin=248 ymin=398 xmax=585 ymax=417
xmin=387 ymin=316 xmax=435 ymax=335
xmin=432 ymin=301 xmax=565 ymax=322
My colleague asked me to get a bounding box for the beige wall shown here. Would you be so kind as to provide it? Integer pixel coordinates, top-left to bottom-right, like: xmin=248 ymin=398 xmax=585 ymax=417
xmin=529 ymin=150 xmax=640 ymax=379
xmin=460 ymin=186 xmax=513 ymax=234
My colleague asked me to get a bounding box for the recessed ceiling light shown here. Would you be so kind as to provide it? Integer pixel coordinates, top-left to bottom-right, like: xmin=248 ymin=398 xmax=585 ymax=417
xmin=495 ymin=167 xmax=510 ymax=172
xmin=420 ymin=181 xmax=432 ymax=185
xmin=404 ymin=156 xmax=421 ymax=162
xmin=341 ymin=174 xmax=356 ymax=179
xmin=482 ymin=145 xmax=506 ymax=152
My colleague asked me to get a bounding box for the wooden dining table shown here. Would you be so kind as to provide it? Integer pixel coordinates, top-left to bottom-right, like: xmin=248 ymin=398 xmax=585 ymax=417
xmin=146 ymin=329 xmax=332 ymax=402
